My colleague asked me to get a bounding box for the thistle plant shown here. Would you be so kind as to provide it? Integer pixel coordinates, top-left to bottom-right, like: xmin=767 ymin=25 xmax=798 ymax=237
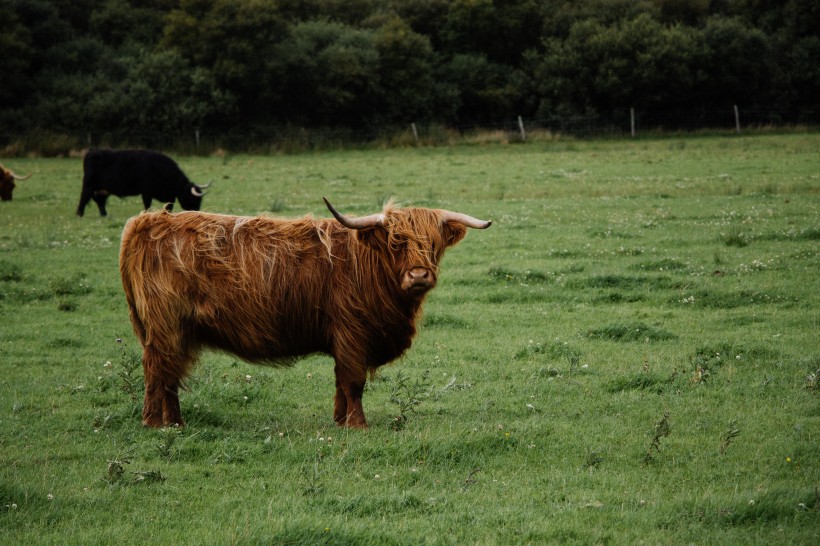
xmin=389 ymin=370 xmax=431 ymax=431
xmin=720 ymin=420 xmax=741 ymax=454
xmin=643 ymin=411 xmax=671 ymax=465
xmin=115 ymin=337 xmax=143 ymax=402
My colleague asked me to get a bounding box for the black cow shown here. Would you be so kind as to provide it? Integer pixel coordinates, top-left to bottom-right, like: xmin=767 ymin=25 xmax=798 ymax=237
xmin=77 ymin=149 xmax=210 ymax=217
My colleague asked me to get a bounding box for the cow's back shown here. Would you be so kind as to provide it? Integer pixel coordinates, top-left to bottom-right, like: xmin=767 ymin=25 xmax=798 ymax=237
xmin=85 ymin=149 xmax=186 ymax=199
xmin=121 ymin=210 xmax=341 ymax=363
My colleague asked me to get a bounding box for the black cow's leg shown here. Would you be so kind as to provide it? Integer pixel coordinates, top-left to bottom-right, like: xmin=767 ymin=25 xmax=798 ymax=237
xmin=77 ymin=188 xmax=94 ymax=217
xmin=93 ymin=194 xmax=109 ymax=216
xmin=142 ymin=194 xmax=153 ymax=211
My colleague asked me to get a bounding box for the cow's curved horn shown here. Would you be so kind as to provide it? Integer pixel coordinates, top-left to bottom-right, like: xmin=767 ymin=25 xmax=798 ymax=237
xmin=199 ymin=180 xmax=213 ymax=190
xmin=0 ymin=163 xmax=31 ymax=180
xmin=191 ymin=186 xmax=204 ymax=197
xmin=323 ymin=197 xmax=385 ymax=229
xmin=441 ymin=210 xmax=492 ymax=229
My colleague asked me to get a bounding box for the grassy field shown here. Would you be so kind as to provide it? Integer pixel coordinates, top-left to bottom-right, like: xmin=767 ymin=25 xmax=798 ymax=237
xmin=1 ymin=134 xmax=818 ymax=544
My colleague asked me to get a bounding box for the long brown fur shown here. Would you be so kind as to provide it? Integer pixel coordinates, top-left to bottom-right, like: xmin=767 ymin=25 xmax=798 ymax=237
xmin=120 ymin=202 xmax=479 ymax=428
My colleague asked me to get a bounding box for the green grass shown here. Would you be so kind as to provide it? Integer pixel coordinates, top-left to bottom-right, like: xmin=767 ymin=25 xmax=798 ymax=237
xmin=1 ymin=134 xmax=818 ymax=544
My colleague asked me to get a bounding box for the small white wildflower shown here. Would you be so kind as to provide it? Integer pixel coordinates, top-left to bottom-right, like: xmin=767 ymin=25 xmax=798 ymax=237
xmin=243 ymin=396 xmax=248 ymax=401
xmin=748 ymin=500 xmax=755 ymax=505
xmin=47 ymin=494 xmax=54 ymax=501
xmin=245 ymin=375 xmax=252 ymax=382
xmin=104 ymin=361 xmax=112 ymax=368
xmin=374 ymin=474 xmax=380 ymax=480
xmin=278 ymin=432 xmax=284 ymax=438
xmin=581 ymin=364 xmax=589 ymax=369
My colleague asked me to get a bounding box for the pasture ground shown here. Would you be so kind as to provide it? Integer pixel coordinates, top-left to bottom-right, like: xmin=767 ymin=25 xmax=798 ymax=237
xmin=1 ymin=134 xmax=818 ymax=544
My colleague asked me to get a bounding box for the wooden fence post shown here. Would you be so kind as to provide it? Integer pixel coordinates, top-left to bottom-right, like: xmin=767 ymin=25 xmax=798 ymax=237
xmin=630 ymin=108 xmax=636 ymax=138
xmin=411 ymin=123 xmax=419 ymax=144
xmin=733 ymin=105 xmax=741 ymax=133
xmin=518 ymin=116 xmax=526 ymax=140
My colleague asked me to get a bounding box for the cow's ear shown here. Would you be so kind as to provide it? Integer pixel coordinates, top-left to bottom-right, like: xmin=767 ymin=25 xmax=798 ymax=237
xmin=355 ymin=226 xmax=387 ymax=249
xmin=442 ymin=222 xmax=468 ymax=247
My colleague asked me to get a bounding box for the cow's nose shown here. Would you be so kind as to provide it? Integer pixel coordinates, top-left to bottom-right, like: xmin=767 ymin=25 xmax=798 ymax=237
xmin=408 ymin=268 xmax=430 ymax=282
xmin=403 ymin=267 xmax=435 ymax=293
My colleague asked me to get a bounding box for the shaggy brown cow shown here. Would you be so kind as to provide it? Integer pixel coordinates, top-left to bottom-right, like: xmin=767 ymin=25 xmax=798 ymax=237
xmin=120 ymin=199 xmax=491 ymax=428
xmin=0 ymin=163 xmax=32 ymax=201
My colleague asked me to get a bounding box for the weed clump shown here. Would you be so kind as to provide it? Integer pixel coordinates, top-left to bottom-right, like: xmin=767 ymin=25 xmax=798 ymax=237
xmin=0 ymin=261 xmax=23 ymax=282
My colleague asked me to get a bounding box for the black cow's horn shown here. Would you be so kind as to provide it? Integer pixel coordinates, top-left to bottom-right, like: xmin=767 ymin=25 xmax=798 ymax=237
xmin=191 ymin=186 xmax=204 ymax=197
xmin=200 ymin=181 xmax=213 ymax=190
xmin=440 ymin=210 xmax=492 ymax=229
xmin=324 ymin=197 xmax=385 ymax=229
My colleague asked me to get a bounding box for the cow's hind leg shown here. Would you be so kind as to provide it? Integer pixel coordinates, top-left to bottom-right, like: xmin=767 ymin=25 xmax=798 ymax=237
xmin=142 ymin=346 xmax=186 ymax=428
xmin=93 ymin=193 xmax=109 ymax=216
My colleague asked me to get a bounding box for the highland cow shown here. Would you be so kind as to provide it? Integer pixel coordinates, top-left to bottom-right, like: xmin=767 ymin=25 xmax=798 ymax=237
xmin=119 ymin=198 xmax=491 ymax=428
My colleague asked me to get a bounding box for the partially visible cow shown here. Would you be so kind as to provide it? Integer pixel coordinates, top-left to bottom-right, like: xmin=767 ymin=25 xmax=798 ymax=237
xmin=0 ymin=163 xmax=32 ymax=201
xmin=120 ymin=198 xmax=491 ymax=429
xmin=77 ymin=148 xmax=210 ymax=217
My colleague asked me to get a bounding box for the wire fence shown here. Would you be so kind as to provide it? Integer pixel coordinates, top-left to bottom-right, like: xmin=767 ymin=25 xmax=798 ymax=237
xmin=2 ymin=107 xmax=818 ymax=156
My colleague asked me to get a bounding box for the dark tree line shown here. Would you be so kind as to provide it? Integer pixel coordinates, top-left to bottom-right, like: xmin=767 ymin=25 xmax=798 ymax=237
xmin=1 ymin=0 xmax=818 ymax=148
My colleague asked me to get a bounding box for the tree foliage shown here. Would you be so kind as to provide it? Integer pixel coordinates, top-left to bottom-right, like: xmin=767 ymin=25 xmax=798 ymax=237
xmin=0 ymin=0 xmax=816 ymax=145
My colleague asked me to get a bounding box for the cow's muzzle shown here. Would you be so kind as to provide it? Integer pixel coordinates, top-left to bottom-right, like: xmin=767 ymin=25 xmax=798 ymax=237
xmin=402 ymin=267 xmax=436 ymax=295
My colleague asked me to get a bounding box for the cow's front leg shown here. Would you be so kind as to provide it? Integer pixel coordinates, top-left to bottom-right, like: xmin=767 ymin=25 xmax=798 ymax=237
xmin=333 ymin=364 xmax=368 ymax=428
xmin=162 ymin=382 xmax=184 ymax=427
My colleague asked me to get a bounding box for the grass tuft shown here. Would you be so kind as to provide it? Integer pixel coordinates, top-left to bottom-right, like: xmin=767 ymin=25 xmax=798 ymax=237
xmin=585 ymin=322 xmax=676 ymax=342
xmin=720 ymin=225 xmax=748 ymax=247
